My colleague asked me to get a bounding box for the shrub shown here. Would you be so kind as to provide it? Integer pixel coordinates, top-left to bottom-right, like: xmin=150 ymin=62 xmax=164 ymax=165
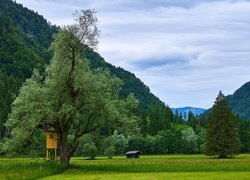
xmin=82 ymin=142 xmax=97 ymax=160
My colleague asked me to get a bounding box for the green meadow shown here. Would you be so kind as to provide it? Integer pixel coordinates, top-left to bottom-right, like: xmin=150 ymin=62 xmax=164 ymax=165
xmin=0 ymin=157 xmax=67 ymax=179
xmin=1 ymin=154 xmax=250 ymax=179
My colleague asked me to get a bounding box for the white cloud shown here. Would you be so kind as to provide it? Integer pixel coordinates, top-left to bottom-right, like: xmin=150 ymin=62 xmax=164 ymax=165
xmin=15 ymin=0 xmax=250 ymax=108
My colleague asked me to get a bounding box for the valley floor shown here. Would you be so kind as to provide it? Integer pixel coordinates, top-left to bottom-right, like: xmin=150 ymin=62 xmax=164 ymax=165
xmin=1 ymin=154 xmax=250 ymax=179
xmin=43 ymin=170 xmax=250 ymax=180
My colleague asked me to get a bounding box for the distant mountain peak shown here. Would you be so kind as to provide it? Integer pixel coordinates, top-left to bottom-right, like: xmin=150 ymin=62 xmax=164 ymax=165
xmin=171 ymin=107 xmax=206 ymax=119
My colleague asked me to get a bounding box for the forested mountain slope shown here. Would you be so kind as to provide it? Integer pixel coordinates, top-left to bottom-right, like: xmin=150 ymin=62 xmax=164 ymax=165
xmin=227 ymin=81 xmax=250 ymax=120
xmin=0 ymin=0 xmax=58 ymax=49
xmin=0 ymin=12 xmax=48 ymax=139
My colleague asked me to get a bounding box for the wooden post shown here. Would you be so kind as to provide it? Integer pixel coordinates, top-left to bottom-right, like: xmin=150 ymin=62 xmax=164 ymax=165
xmin=55 ymin=149 xmax=57 ymax=160
xmin=46 ymin=149 xmax=49 ymax=160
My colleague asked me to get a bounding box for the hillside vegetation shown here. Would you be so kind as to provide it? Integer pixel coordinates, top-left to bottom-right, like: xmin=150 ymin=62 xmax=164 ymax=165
xmin=227 ymin=81 xmax=250 ymax=120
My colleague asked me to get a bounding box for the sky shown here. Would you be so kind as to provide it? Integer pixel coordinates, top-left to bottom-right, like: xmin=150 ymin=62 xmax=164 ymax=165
xmin=15 ymin=0 xmax=250 ymax=109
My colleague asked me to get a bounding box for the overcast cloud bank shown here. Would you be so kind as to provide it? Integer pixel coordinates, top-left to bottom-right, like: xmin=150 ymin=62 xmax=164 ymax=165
xmin=15 ymin=0 xmax=250 ymax=108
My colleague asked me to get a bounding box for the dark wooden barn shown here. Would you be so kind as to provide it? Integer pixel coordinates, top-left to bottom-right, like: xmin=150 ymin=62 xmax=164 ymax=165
xmin=125 ymin=151 xmax=142 ymax=158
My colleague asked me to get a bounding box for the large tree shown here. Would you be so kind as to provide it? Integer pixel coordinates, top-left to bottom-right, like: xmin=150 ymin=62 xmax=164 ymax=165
xmin=205 ymin=91 xmax=240 ymax=158
xmin=3 ymin=10 xmax=139 ymax=163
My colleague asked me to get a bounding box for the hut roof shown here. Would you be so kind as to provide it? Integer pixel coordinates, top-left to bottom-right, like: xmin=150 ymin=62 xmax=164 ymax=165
xmin=125 ymin=151 xmax=142 ymax=155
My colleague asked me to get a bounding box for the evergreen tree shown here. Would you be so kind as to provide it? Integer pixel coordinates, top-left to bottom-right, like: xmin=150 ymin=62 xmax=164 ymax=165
xmin=178 ymin=113 xmax=183 ymax=124
xmin=238 ymin=118 xmax=250 ymax=152
xmin=173 ymin=110 xmax=182 ymax=125
xmin=187 ymin=111 xmax=197 ymax=131
xmin=205 ymin=91 xmax=240 ymax=158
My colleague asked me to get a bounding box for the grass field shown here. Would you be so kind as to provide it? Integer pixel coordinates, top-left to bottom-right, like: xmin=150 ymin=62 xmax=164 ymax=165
xmin=1 ymin=154 xmax=250 ymax=179
xmin=0 ymin=157 xmax=67 ymax=179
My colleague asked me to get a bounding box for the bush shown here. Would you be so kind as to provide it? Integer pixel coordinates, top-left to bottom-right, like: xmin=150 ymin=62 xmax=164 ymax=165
xmin=82 ymin=142 xmax=97 ymax=160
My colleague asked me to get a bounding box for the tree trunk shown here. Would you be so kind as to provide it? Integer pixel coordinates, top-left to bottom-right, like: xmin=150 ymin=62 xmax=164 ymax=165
xmin=68 ymin=135 xmax=80 ymax=161
xmin=59 ymin=129 xmax=70 ymax=163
